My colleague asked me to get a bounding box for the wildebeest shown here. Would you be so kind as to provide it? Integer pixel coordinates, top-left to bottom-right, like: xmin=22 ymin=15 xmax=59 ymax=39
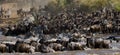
xmin=29 ymin=40 xmax=41 ymax=52
xmin=48 ymin=43 xmax=65 ymax=51
xmin=15 ymin=40 xmax=35 ymax=53
xmin=0 ymin=7 xmax=4 ymax=18
xmin=90 ymin=25 xmax=101 ymax=33
xmin=17 ymin=9 xmax=23 ymax=17
xmin=105 ymin=23 xmax=113 ymax=33
xmin=87 ymin=37 xmax=110 ymax=49
xmin=0 ymin=43 xmax=8 ymax=53
xmin=0 ymin=6 xmax=120 ymax=53
xmin=16 ymin=43 xmax=35 ymax=53
xmin=67 ymin=42 xmax=85 ymax=50
xmin=4 ymin=9 xmax=11 ymax=18
xmin=0 ymin=10 xmax=3 ymax=18
xmin=38 ymin=44 xmax=55 ymax=53
xmin=1 ymin=15 xmax=35 ymax=36
xmin=1 ymin=41 xmax=16 ymax=53
xmin=17 ymin=8 xmax=30 ymax=17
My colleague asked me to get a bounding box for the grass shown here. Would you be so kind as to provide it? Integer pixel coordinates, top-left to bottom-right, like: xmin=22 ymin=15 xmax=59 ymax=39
xmin=48 ymin=0 xmax=120 ymax=12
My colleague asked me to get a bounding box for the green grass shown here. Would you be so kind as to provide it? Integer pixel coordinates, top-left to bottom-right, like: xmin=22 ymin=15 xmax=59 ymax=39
xmin=47 ymin=0 xmax=120 ymax=12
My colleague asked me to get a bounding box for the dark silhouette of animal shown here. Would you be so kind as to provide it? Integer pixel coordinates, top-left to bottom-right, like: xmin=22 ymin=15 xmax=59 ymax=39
xmin=87 ymin=38 xmax=110 ymax=49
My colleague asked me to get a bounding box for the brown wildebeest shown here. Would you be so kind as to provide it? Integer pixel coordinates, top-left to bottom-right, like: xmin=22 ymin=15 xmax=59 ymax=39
xmin=0 ymin=43 xmax=8 ymax=53
xmin=90 ymin=25 xmax=101 ymax=33
xmin=15 ymin=40 xmax=35 ymax=53
xmin=67 ymin=42 xmax=85 ymax=50
xmin=94 ymin=38 xmax=110 ymax=49
xmin=38 ymin=44 xmax=55 ymax=53
xmin=16 ymin=43 xmax=35 ymax=53
xmin=17 ymin=9 xmax=23 ymax=17
xmin=106 ymin=23 xmax=113 ymax=33
xmin=48 ymin=43 xmax=65 ymax=51
xmin=87 ymin=38 xmax=110 ymax=49
xmin=29 ymin=40 xmax=41 ymax=52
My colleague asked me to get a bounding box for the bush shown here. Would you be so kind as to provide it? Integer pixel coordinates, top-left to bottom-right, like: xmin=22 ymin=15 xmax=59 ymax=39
xmin=111 ymin=0 xmax=120 ymax=11
xmin=45 ymin=0 xmax=120 ymax=13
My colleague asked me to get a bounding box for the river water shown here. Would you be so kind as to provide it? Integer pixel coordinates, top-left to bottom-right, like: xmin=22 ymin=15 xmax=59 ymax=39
xmin=0 ymin=49 xmax=120 ymax=55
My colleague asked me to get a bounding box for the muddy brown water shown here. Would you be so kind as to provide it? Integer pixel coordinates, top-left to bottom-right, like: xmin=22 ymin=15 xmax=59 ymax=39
xmin=0 ymin=49 xmax=120 ymax=55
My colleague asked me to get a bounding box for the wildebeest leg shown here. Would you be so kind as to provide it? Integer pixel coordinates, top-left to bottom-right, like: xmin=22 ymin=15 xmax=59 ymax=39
xmin=2 ymin=48 xmax=5 ymax=53
xmin=108 ymin=28 xmax=110 ymax=33
xmin=87 ymin=38 xmax=95 ymax=48
xmin=95 ymin=41 xmax=101 ymax=48
xmin=103 ymin=43 xmax=109 ymax=49
xmin=109 ymin=28 xmax=111 ymax=33
xmin=0 ymin=13 xmax=1 ymax=18
xmin=8 ymin=15 xmax=10 ymax=18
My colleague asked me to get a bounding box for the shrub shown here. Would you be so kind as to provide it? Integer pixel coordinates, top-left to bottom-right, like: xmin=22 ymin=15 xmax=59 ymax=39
xmin=45 ymin=0 xmax=120 ymax=13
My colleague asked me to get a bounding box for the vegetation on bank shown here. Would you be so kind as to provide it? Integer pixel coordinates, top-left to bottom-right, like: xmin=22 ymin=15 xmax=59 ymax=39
xmin=45 ymin=0 xmax=120 ymax=13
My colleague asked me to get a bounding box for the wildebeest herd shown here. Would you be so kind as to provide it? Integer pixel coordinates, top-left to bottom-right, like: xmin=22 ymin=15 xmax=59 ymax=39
xmin=0 ymin=7 xmax=120 ymax=53
xmin=0 ymin=34 xmax=112 ymax=53
xmin=0 ymin=7 xmax=11 ymax=19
